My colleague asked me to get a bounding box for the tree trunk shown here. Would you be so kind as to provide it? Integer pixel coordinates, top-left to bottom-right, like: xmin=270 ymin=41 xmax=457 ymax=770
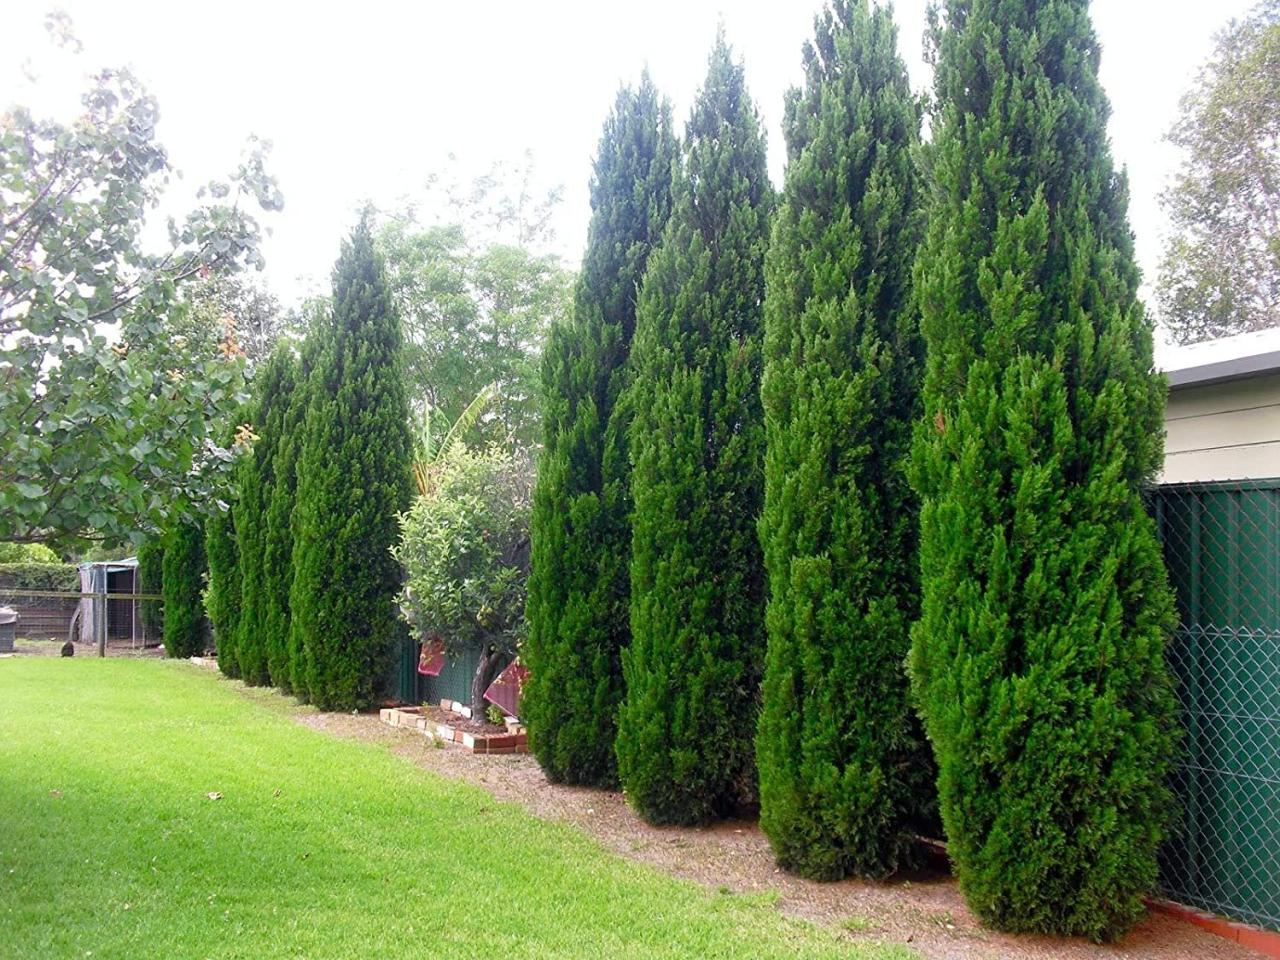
xmin=471 ymin=645 xmax=509 ymax=720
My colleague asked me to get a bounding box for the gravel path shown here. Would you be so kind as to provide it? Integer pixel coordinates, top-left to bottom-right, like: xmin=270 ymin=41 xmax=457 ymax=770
xmin=243 ymin=686 xmax=1260 ymax=960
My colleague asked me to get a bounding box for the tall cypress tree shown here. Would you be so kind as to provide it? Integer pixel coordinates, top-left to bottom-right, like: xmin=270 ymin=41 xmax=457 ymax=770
xmin=615 ymin=34 xmax=773 ymax=826
xmin=162 ymin=518 xmax=207 ymax=659
xmin=756 ymin=0 xmax=928 ymax=881
xmin=204 ymin=498 xmax=241 ymax=667
xmin=524 ymin=75 xmax=676 ymax=786
xmin=253 ymin=347 xmax=300 ymax=691
xmin=281 ymin=331 xmax=321 ymax=696
xmin=136 ymin=536 xmax=166 ymax=650
xmin=911 ymin=0 xmax=1177 ymax=940
xmin=290 ymin=216 xmax=413 ymax=712
xmin=233 ymin=352 xmax=292 ymax=687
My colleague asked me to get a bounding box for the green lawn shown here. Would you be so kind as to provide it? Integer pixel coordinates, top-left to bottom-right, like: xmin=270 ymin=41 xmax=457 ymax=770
xmin=0 ymin=659 xmax=911 ymax=959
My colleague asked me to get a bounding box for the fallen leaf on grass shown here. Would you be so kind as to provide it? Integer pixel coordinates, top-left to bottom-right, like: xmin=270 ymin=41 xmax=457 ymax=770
xmin=207 ymin=792 xmax=222 ymax=801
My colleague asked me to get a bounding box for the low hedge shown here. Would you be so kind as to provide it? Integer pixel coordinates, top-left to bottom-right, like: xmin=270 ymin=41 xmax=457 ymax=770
xmin=0 ymin=562 xmax=80 ymax=593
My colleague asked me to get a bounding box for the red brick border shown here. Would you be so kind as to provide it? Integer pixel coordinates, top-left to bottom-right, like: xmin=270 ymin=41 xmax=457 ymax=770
xmin=1148 ymin=899 xmax=1280 ymax=958
xmin=379 ymin=706 xmax=528 ymax=753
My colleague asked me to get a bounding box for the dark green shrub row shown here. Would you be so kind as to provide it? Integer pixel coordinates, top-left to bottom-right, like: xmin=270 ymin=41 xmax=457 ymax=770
xmin=522 ymin=0 xmax=1177 ymax=942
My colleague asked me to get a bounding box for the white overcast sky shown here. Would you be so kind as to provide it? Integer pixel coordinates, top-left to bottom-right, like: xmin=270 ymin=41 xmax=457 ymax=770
xmin=6 ymin=0 xmax=1254 ymax=332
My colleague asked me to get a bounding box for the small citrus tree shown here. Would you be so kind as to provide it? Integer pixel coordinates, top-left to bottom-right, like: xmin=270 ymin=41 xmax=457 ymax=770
xmin=395 ymin=444 xmax=532 ymax=710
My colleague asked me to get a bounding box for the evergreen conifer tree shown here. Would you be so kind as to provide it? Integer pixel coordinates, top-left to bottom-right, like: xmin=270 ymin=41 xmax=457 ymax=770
xmin=278 ymin=335 xmax=319 ymax=696
xmin=252 ymin=348 xmax=300 ymax=690
xmin=290 ymin=216 xmax=413 ymax=712
xmin=615 ymin=34 xmax=773 ymax=825
xmin=911 ymin=0 xmax=1177 ymax=940
xmin=203 ymin=499 xmax=240 ymax=666
xmin=233 ymin=352 xmax=293 ymax=686
xmin=755 ymin=0 xmax=929 ymax=881
xmin=162 ymin=518 xmax=207 ymax=658
xmin=136 ymin=536 xmax=166 ymax=651
xmin=524 ymin=75 xmax=677 ymax=786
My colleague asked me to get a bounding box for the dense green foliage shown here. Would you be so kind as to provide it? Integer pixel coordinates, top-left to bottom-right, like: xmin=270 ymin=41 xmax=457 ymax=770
xmin=395 ymin=444 xmax=533 ymax=699
xmin=524 ymin=76 xmax=677 ymax=786
xmin=1158 ymin=0 xmax=1280 ymax=342
xmin=136 ymin=537 xmax=165 ymax=643
xmin=203 ymin=502 xmax=240 ymax=666
xmin=910 ymin=0 xmax=1177 ymax=940
xmin=0 ymin=41 xmax=280 ymax=547
xmin=616 ymin=36 xmax=774 ymax=826
xmin=0 ymin=563 xmax=79 ymax=592
xmin=755 ymin=0 xmax=929 ymax=881
xmin=0 ymin=544 xmax=60 ymax=563
xmin=161 ymin=520 xmax=207 ymax=659
xmin=259 ymin=349 xmax=304 ymax=692
xmin=377 ymin=165 xmax=573 ymax=453
xmin=233 ymin=348 xmax=298 ymax=687
xmin=290 ymin=217 xmax=413 ymax=711
xmin=0 ymin=659 xmax=912 ymax=960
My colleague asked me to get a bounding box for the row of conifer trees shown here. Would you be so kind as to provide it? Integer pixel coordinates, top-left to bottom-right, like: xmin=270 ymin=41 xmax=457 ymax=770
xmin=206 ymin=219 xmax=413 ymax=712
xmin=524 ymin=0 xmax=1176 ymax=942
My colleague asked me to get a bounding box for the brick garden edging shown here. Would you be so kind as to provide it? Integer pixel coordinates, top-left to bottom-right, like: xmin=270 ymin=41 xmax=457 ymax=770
xmin=1147 ymin=899 xmax=1280 ymax=958
xmin=379 ymin=702 xmax=529 ymax=754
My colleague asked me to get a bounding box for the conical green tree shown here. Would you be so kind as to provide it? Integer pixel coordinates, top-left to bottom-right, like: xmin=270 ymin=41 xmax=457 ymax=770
xmin=162 ymin=518 xmax=207 ymax=659
xmin=204 ymin=494 xmax=241 ymax=668
xmin=136 ymin=536 xmax=166 ymax=650
xmin=279 ymin=331 xmax=321 ymax=696
xmin=910 ymin=0 xmax=1177 ymax=941
xmin=255 ymin=347 xmax=300 ymax=691
xmin=233 ymin=351 xmax=291 ymax=686
xmin=290 ymin=216 xmax=413 ymax=712
xmin=615 ymin=35 xmax=774 ymax=826
xmin=756 ymin=0 xmax=929 ymax=881
xmin=524 ymin=75 xmax=677 ymax=786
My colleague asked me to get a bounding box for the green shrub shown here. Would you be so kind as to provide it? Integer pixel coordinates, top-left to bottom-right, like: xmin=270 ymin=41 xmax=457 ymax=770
xmin=615 ymin=34 xmax=773 ymax=826
xmin=756 ymin=0 xmax=932 ymax=882
xmin=0 ymin=543 xmax=60 ymax=563
xmin=204 ymin=502 xmax=240 ymax=668
xmin=395 ymin=444 xmax=532 ymax=709
xmin=136 ymin=538 xmax=165 ymax=644
xmin=523 ymin=74 xmax=677 ymax=788
xmin=910 ymin=0 xmax=1178 ymax=941
xmin=0 ymin=562 xmax=79 ymax=592
xmin=162 ymin=520 xmax=208 ymax=658
xmin=290 ymin=216 xmax=413 ymax=711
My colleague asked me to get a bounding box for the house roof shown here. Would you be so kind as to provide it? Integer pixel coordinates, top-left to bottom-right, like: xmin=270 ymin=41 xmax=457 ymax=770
xmin=1157 ymin=326 xmax=1280 ymax=389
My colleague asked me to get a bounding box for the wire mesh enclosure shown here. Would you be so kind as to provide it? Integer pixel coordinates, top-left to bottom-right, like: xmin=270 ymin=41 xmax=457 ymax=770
xmin=1150 ymin=479 xmax=1280 ymax=931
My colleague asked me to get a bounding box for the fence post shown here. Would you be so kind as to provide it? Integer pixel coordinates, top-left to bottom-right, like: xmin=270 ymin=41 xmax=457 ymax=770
xmin=95 ymin=591 xmax=107 ymax=658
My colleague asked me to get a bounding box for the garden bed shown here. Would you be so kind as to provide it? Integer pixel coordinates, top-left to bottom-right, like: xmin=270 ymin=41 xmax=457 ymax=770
xmin=379 ymin=701 xmax=528 ymax=754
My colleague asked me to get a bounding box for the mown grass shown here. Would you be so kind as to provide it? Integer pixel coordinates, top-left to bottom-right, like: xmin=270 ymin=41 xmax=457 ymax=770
xmin=0 ymin=659 xmax=913 ymax=959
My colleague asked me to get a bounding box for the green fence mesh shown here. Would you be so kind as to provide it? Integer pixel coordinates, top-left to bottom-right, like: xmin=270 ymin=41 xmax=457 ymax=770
xmin=1151 ymin=479 xmax=1280 ymax=931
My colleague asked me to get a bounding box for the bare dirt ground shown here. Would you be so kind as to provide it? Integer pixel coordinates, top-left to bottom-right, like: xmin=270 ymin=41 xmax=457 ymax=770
xmin=238 ymin=686 xmax=1259 ymax=960
xmin=8 ymin=637 xmax=164 ymax=658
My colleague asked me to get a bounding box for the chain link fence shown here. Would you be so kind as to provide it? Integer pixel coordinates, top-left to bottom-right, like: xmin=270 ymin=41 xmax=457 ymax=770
xmin=0 ymin=587 xmax=163 ymax=656
xmin=1150 ymin=479 xmax=1280 ymax=931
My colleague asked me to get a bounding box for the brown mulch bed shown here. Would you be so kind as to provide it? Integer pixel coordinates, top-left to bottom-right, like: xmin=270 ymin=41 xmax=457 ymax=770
xmin=232 ymin=682 xmax=1260 ymax=960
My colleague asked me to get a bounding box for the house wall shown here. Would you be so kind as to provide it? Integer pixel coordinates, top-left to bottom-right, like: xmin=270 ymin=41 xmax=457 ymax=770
xmin=1160 ymin=371 xmax=1280 ymax=485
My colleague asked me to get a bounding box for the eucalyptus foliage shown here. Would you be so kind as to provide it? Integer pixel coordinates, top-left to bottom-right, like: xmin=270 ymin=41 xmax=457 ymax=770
xmin=0 ymin=59 xmax=282 ymax=547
